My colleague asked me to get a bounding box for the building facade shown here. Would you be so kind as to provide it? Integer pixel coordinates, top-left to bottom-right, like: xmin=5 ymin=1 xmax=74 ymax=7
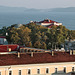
xmin=35 ymin=19 xmax=62 ymax=28
xmin=0 ymin=51 xmax=75 ymax=75
xmin=0 ymin=62 xmax=75 ymax=75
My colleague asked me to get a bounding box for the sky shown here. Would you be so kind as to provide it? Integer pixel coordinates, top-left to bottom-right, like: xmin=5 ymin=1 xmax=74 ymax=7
xmin=0 ymin=0 xmax=75 ymax=9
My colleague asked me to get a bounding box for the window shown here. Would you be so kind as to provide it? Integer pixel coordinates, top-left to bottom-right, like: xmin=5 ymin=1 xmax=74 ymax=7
xmin=28 ymin=69 xmax=31 ymax=75
xmin=9 ymin=71 xmax=12 ymax=75
xmin=37 ymin=69 xmax=40 ymax=74
xmin=19 ymin=70 xmax=21 ymax=75
xmin=72 ymin=67 xmax=74 ymax=72
xmin=55 ymin=68 xmax=57 ymax=73
xmin=63 ymin=67 xmax=66 ymax=73
xmin=0 ymin=72 xmax=1 ymax=75
xmin=46 ymin=68 xmax=49 ymax=74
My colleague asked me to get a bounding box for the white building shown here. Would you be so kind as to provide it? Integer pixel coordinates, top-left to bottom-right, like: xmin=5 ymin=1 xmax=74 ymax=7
xmin=35 ymin=19 xmax=62 ymax=27
xmin=0 ymin=36 xmax=8 ymax=45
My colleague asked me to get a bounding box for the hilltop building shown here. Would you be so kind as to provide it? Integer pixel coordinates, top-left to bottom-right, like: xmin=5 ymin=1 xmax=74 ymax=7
xmin=31 ymin=19 xmax=62 ymax=28
xmin=0 ymin=45 xmax=75 ymax=75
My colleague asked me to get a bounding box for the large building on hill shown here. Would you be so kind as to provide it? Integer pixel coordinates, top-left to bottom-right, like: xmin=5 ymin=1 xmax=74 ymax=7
xmin=33 ymin=19 xmax=62 ymax=28
xmin=0 ymin=45 xmax=75 ymax=75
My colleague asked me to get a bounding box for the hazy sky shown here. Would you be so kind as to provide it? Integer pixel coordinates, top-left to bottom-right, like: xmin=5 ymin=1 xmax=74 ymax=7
xmin=0 ymin=0 xmax=75 ymax=9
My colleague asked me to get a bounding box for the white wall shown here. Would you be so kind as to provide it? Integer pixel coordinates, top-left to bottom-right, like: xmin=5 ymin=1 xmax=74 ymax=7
xmin=0 ymin=38 xmax=8 ymax=44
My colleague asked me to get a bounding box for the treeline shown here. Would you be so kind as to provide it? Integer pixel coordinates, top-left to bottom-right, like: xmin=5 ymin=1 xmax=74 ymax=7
xmin=0 ymin=23 xmax=75 ymax=49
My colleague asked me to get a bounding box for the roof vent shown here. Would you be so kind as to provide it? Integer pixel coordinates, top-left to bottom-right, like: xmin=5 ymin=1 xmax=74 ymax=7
xmin=18 ymin=52 xmax=20 ymax=58
xmin=73 ymin=50 xmax=75 ymax=55
xmin=70 ymin=50 xmax=72 ymax=55
xmin=31 ymin=52 xmax=33 ymax=57
xmin=52 ymin=51 xmax=54 ymax=56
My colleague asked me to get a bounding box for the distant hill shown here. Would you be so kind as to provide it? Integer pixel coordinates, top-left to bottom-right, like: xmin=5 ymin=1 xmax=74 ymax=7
xmin=50 ymin=7 xmax=75 ymax=12
xmin=0 ymin=6 xmax=75 ymax=13
xmin=0 ymin=6 xmax=43 ymax=13
xmin=0 ymin=6 xmax=27 ymax=13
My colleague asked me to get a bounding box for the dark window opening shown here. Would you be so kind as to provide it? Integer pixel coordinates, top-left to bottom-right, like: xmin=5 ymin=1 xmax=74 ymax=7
xmin=46 ymin=68 xmax=49 ymax=73
xmin=63 ymin=67 xmax=66 ymax=73
xmin=28 ymin=69 xmax=31 ymax=74
xmin=0 ymin=72 xmax=1 ymax=75
xmin=9 ymin=71 xmax=12 ymax=75
xmin=55 ymin=68 xmax=57 ymax=73
xmin=19 ymin=70 xmax=21 ymax=75
xmin=72 ymin=67 xmax=74 ymax=72
xmin=37 ymin=69 xmax=40 ymax=74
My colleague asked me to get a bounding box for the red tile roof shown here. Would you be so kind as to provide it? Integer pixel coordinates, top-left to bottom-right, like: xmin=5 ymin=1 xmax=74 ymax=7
xmin=0 ymin=45 xmax=19 ymax=52
xmin=37 ymin=19 xmax=57 ymax=23
xmin=0 ymin=52 xmax=75 ymax=66
xmin=46 ymin=24 xmax=54 ymax=28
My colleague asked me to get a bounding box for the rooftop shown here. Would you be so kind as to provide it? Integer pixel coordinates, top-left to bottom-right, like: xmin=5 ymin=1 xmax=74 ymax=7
xmin=0 ymin=44 xmax=19 ymax=52
xmin=0 ymin=52 xmax=75 ymax=66
xmin=36 ymin=19 xmax=58 ymax=23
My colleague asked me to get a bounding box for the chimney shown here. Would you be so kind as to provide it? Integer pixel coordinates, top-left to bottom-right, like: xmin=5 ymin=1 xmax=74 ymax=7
xmin=70 ymin=50 xmax=72 ymax=55
xmin=31 ymin=52 xmax=33 ymax=57
xmin=52 ymin=51 xmax=54 ymax=56
xmin=18 ymin=52 xmax=20 ymax=58
xmin=73 ymin=50 xmax=75 ymax=55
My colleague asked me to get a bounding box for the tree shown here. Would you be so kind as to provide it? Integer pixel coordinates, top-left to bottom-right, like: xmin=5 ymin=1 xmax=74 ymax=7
xmin=0 ymin=26 xmax=7 ymax=36
xmin=25 ymin=41 xmax=32 ymax=47
xmin=41 ymin=42 xmax=47 ymax=49
xmin=34 ymin=41 xmax=41 ymax=48
xmin=6 ymin=26 xmax=31 ymax=45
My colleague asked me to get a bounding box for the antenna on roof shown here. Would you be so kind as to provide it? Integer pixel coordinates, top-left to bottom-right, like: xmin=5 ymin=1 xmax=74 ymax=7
xmin=18 ymin=52 xmax=20 ymax=58
xmin=70 ymin=50 xmax=72 ymax=55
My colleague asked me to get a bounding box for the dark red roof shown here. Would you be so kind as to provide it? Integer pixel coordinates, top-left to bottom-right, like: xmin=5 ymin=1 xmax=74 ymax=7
xmin=0 ymin=52 xmax=75 ymax=66
xmin=0 ymin=45 xmax=19 ymax=52
xmin=46 ymin=24 xmax=58 ymax=28
xmin=0 ymin=36 xmax=6 ymax=38
xmin=37 ymin=19 xmax=57 ymax=23
xmin=46 ymin=24 xmax=54 ymax=28
xmin=50 ymin=20 xmax=55 ymax=23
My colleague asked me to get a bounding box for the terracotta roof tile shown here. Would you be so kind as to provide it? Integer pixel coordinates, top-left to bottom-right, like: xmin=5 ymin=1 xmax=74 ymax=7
xmin=0 ymin=52 xmax=75 ymax=66
xmin=0 ymin=45 xmax=19 ymax=52
xmin=38 ymin=19 xmax=56 ymax=23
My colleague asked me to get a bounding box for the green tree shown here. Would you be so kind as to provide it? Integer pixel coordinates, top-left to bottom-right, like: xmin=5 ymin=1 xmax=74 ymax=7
xmin=41 ymin=42 xmax=47 ymax=49
xmin=34 ymin=41 xmax=41 ymax=48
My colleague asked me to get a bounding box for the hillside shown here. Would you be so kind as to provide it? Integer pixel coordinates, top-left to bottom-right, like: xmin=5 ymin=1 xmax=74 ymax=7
xmin=50 ymin=7 xmax=75 ymax=12
xmin=0 ymin=6 xmax=26 ymax=13
xmin=0 ymin=6 xmax=75 ymax=13
xmin=0 ymin=6 xmax=43 ymax=13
